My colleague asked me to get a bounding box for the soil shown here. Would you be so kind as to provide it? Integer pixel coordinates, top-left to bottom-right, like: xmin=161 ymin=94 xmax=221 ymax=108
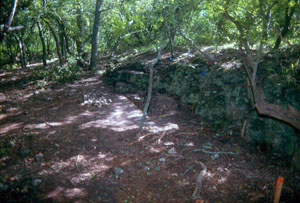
xmin=0 ymin=61 xmax=299 ymax=202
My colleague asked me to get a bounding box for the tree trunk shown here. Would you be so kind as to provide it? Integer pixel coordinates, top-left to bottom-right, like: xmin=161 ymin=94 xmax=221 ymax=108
xmin=44 ymin=20 xmax=63 ymax=66
xmin=0 ymin=0 xmax=20 ymax=42
xmin=48 ymin=12 xmax=72 ymax=58
xmin=90 ymin=0 xmax=104 ymax=70
xmin=7 ymin=0 xmax=18 ymax=27
xmin=46 ymin=35 xmax=51 ymax=56
xmin=245 ymin=66 xmax=300 ymax=131
xmin=37 ymin=21 xmax=47 ymax=67
xmin=76 ymin=2 xmax=84 ymax=56
xmin=14 ymin=35 xmax=26 ymax=68
xmin=59 ymin=27 xmax=66 ymax=61
xmin=139 ymin=29 xmax=166 ymax=132
xmin=273 ymin=5 xmax=296 ymax=49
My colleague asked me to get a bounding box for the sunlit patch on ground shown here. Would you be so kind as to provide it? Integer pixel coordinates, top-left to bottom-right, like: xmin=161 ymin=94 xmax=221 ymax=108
xmin=0 ymin=122 xmax=23 ymax=134
xmin=46 ymin=186 xmax=87 ymax=201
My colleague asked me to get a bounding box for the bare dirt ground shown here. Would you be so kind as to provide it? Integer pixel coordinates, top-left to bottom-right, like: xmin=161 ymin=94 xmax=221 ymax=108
xmin=0 ymin=65 xmax=299 ymax=202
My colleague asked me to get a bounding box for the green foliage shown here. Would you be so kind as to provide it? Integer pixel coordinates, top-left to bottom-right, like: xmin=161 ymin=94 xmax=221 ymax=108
xmin=248 ymin=111 xmax=298 ymax=158
xmin=108 ymin=60 xmax=250 ymax=129
xmin=31 ymin=63 xmax=82 ymax=84
xmin=105 ymin=62 xmax=148 ymax=93
xmin=247 ymin=56 xmax=300 ymax=158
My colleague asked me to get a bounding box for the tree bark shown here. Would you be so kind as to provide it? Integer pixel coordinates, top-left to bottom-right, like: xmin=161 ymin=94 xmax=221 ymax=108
xmin=139 ymin=29 xmax=166 ymax=132
xmin=43 ymin=19 xmax=63 ymax=66
xmin=1 ymin=25 xmax=24 ymax=32
xmin=7 ymin=0 xmax=18 ymax=27
xmin=273 ymin=3 xmax=296 ymax=49
xmin=0 ymin=0 xmax=24 ymax=42
xmin=224 ymin=4 xmax=300 ymax=132
xmin=14 ymin=35 xmax=26 ymax=69
xmin=37 ymin=21 xmax=47 ymax=67
xmin=244 ymin=62 xmax=300 ymax=131
xmin=76 ymin=2 xmax=84 ymax=56
xmin=90 ymin=0 xmax=104 ymax=70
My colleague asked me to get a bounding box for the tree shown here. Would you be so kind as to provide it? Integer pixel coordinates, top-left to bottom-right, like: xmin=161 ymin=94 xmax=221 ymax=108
xmin=222 ymin=0 xmax=300 ymax=131
xmin=0 ymin=0 xmax=25 ymax=42
xmin=273 ymin=0 xmax=298 ymax=49
xmin=90 ymin=0 xmax=104 ymax=70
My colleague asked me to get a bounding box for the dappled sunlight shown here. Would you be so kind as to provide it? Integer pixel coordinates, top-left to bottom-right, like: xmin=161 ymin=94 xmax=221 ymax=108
xmin=0 ymin=122 xmax=23 ymax=135
xmin=145 ymin=122 xmax=179 ymax=133
xmin=38 ymin=151 xmax=116 ymax=194
xmin=0 ymin=114 xmax=8 ymax=121
xmin=185 ymin=142 xmax=195 ymax=147
xmin=46 ymin=186 xmax=87 ymax=201
xmin=163 ymin=141 xmax=174 ymax=146
xmin=80 ymin=95 xmax=143 ymax=132
xmin=24 ymin=115 xmax=80 ymax=130
xmin=205 ymin=166 xmax=232 ymax=187
xmin=147 ymin=146 xmax=164 ymax=153
xmin=80 ymin=94 xmax=179 ymax=133
xmin=24 ymin=123 xmax=48 ymax=130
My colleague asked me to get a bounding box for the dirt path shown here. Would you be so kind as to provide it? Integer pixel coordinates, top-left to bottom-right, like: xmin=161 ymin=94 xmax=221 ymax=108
xmin=0 ymin=70 xmax=299 ymax=202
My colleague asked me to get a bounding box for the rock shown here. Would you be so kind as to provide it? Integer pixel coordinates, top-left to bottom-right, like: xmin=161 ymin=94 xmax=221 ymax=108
xmin=0 ymin=183 xmax=8 ymax=190
xmin=168 ymin=147 xmax=176 ymax=154
xmin=8 ymin=140 xmax=15 ymax=148
xmin=35 ymin=153 xmax=43 ymax=162
xmin=33 ymin=179 xmax=42 ymax=186
xmin=211 ymin=153 xmax=219 ymax=160
xmin=20 ymin=149 xmax=31 ymax=156
xmin=159 ymin=158 xmax=166 ymax=162
xmin=114 ymin=167 xmax=124 ymax=177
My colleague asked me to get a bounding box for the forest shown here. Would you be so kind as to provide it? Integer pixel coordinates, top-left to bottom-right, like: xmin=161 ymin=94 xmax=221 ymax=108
xmin=0 ymin=0 xmax=300 ymax=202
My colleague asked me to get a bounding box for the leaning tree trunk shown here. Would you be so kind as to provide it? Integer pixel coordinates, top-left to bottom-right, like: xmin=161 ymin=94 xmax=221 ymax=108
xmin=14 ymin=34 xmax=26 ymax=68
xmin=273 ymin=5 xmax=296 ymax=50
xmin=43 ymin=19 xmax=63 ymax=66
xmin=37 ymin=20 xmax=47 ymax=67
xmin=90 ymin=0 xmax=104 ymax=70
xmin=0 ymin=0 xmax=24 ymax=42
xmin=139 ymin=29 xmax=166 ymax=133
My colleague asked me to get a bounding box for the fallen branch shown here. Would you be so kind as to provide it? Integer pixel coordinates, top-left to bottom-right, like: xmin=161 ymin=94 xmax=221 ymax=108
xmin=0 ymin=25 xmax=24 ymax=32
xmin=192 ymin=161 xmax=207 ymax=200
xmin=272 ymin=27 xmax=300 ymax=49
xmin=175 ymin=132 xmax=198 ymax=136
xmin=194 ymin=149 xmax=238 ymax=155
xmin=183 ymin=164 xmax=195 ymax=175
xmin=130 ymin=132 xmax=160 ymax=145
xmin=157 ymin=130 xmax=168 ymax=144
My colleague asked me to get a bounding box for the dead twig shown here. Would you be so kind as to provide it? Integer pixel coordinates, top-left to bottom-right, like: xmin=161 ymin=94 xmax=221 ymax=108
xmin=175 ymin=132 xmax=198 ymax=136
xmin=157 ymin=131 xmax=168 ymax=145
xmin=194 ymin=149 xmax=238 ymax=155
xmin=183 ymin=164 xmax=195 ymax=175
xmin=129 ymin=132 xmax=160 ymax=145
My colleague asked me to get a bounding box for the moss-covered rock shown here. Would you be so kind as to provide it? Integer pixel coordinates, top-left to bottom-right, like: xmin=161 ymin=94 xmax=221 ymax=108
xmin=105 ymin=56 xmax=300 ymax=168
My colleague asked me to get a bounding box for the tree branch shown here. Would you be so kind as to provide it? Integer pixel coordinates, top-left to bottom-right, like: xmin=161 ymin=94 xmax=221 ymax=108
xmin=7 ymin=0 xmax=18 ymax=27
xmin=139 ymin=29 xmax=166 ymax=133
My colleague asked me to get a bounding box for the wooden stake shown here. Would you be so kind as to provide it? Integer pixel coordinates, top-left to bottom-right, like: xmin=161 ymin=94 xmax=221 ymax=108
xmin=274 ymin=176 xmax=284 ymax=203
